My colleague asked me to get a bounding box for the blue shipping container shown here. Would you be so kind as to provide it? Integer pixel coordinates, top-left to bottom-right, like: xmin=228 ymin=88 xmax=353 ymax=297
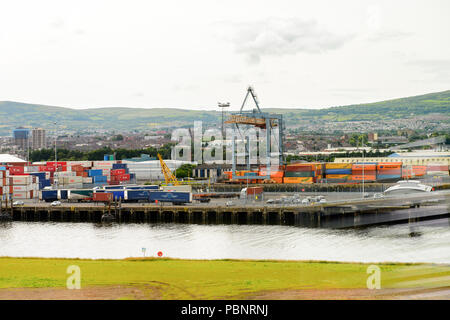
xmin=88 ymin=169 xmax=103 ymax=177
xmin=325 ymin=169 xmax=352 ymax=175
xmin=126 ymin=185 xmax=159 ymax=190
xmin=112 ymin=163 xmax=127 ymax=170
xmin=109 ymin=190 xmax=125 ymax=201
xmin=93 ymin=175 xmax=107 ymax=183
xmin=376 ymin=174 xmax=401 ymax=180
xmin=149 ymin=191 xmax=191 ymax=204
xmin=41 ymin=190 xmax=58 ymax=201
xmin=59 ymin=190 xmax=68 ymax=200
xmin=126 ymin=190 xmax=151 ymax=201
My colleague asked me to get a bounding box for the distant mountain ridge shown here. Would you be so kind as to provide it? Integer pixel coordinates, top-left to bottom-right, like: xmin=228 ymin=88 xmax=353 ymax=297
xmin=0 ymin=90 xmax=449 ymax=135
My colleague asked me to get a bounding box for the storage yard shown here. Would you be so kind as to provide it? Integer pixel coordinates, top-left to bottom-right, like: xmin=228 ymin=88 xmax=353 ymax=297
xmin=0 ymin=159 xmax=449 ymax=225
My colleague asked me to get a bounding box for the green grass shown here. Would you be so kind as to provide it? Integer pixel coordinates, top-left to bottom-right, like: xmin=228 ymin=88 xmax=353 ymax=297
xmin=0 ymin=257 xmax=449 ymax=299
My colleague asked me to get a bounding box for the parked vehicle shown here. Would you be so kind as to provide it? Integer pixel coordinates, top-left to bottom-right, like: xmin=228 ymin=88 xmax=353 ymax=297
xmin=13 ymin=200 xmax=24 ymax=206
xmin=51 ymin=201 xmax=62 ymax=206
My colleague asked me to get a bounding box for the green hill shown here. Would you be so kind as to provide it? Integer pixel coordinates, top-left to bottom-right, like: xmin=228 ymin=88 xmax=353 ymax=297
xmin=1 ymin=90 xmax=449 ymax=135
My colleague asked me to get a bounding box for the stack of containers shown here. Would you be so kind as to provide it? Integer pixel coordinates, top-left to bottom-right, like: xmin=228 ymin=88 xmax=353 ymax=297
xmin=402 ymin=165 xmax=427 ymax=179
xmin=0 ymin=169 xmax=13 ymax=200
xmin=110 ymin=163 xmax=131 ymax=185
xmin=426 ymin=163 xmax=450 ymax=177
xmin=29 ymin=172 xmax=51 ymax=189
xmin=55 ymin=171 xmax=83 ymax=188
xmin=351 ymin=163 xmax=377 ymax=182
xmin=258 ymin=165 xmax=284 ymax=184
xmin=324 ymin=163 xmax=352 ymax=183
xmin=87 ymin=169 xmax=107 ymax=186
xmin=11 ymin=175 xmax=37 ymax=199
xmin=376 ymin=162 xmax=402 ymax=181
xmin=283 ymin=163 xmax=317 ymax=184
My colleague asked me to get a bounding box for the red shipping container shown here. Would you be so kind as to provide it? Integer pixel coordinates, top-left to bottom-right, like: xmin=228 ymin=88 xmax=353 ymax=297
xmin=47 ymin=161 xmax=67 ymax=167
xmin=9 ymin=166 xmax=25 ymax=175
xmin=246 ymin=187 xmax=263 ymax=195
xmin=93 ymin=192 xmax=113 ymax=202
xmin=111 ymin=169 xmax=126 ymax=175
xmin=111 ymin=174 xmax=130 ymax=181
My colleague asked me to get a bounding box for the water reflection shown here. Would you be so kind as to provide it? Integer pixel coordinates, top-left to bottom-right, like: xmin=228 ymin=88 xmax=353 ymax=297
xmin=0 ymin=221 xmax=448 ymax=263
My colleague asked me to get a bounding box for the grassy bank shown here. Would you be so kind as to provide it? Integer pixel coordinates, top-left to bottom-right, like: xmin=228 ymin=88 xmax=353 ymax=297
xmin=0 ymin=257 xmax=449 ymax=299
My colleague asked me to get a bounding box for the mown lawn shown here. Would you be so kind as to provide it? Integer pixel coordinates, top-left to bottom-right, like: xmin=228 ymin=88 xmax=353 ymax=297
xmin=0 ymin=257 xmax=448 ymax=299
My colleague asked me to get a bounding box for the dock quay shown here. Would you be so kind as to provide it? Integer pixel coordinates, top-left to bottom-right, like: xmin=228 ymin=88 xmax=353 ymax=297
xmin=1 ymin=191 xmax=449 ymax=228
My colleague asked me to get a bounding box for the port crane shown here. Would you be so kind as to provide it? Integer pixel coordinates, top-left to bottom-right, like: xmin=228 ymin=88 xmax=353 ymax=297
xmin=157 ymin=153 xmax=180 ymax=186
xmin=225 ymin=86 xmax=284 ymax=180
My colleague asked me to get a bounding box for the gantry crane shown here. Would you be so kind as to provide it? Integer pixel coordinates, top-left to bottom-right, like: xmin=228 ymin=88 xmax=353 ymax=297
xmin=225 ymin=86 xmax=284 ymax=180
xmin=157 ymin=153 xmax=180 ymax=186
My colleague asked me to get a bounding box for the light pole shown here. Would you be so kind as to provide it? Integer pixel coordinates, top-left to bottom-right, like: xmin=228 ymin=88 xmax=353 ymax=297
xmin=54 ymin=122 xmax=57 ymax=163
xmin=54 ymin=122 xmax=58 ymax=189
xmin=361 ymin=140 xmax=365 ymax=198
xmin=218 ymin=102 xmax=230 ymax=140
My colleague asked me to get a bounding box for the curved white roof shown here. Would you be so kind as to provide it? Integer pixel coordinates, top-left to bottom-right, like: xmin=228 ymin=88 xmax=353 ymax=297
xmin=0 ymin=154 xmax=26 ymax=163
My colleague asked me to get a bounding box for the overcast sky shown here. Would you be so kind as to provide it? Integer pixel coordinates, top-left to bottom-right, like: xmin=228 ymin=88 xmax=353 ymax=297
xmin=0 ymin=0 xmax=449 ymax=111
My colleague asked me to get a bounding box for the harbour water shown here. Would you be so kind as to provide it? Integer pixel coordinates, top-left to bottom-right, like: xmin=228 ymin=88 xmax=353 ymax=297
xmin=0 ymin=220 xmax=449 ymax=263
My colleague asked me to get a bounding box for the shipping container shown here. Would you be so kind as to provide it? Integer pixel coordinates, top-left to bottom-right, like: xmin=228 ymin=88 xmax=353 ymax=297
xmin=161 ymin=185 xmax=191 ymax=192
xmin=40 ymin=190 xmax=58 ymax=202
xmin=283 ymin=177 xmax=314 ymax=184
xmin=111 ymin=169 xmax=126 ymax=175
xmin=93 ymin=175 xmax=108 ymax=183
xmin=352 ymin=164 xmax=377 ymax=171
xmin=126 ymin=185 xmax=159 ymax=190
xmin=351 ymin=175 xmax=376 ymax=181
xmin=325 ymin=168 xmax=352 ymax=175
xmin=112 ymin=163 xmax=127 ymax=170
xmin=68 ymin=189 xmax=93 ymax=201
xmin=149 ymin=191 xmax=192 ymax=204
xmin=12 ymin=175 xmax=34 ymax=185
xmin=88 ymin=169 xmax=103 ymax=177
xmin=285 ymin=171 xmax=315 ymax=177
xmin=93 ymin=192 xmax=113 ymax=202
xmin=325 ymin=163 xmax=352 ymax=169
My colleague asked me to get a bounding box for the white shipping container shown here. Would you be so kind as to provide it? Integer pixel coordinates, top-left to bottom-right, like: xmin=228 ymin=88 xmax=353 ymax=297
xmin=93 ymin=161 xmax=117 ymax=166
xmin=12 ymin=175 xmax=33 ymax=185
xmin=65 ymin=183 xmax=83 ymax=189
xmin=55 ymin=172 xmax=76 ymax=178
xmin=12 ymin=191 xmax=34 ymax=199
xmin=161 ymin=185 xmax=192 ymax=192
xmin=66 ymin=161 xmax=93 ymax=167
xmin=82 ymin=177 xmax=93 ymax=183
xmin=12 ymin=185 xmax=33 ymax=192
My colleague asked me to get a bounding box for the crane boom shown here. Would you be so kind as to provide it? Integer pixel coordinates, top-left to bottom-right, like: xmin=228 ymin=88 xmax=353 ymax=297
xmin=157 ymin=153 xmax=180 ymax=186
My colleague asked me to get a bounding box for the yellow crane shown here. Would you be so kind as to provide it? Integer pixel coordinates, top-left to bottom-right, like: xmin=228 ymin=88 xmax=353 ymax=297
xmin=157 ymin=153 xmax=180 ymax=186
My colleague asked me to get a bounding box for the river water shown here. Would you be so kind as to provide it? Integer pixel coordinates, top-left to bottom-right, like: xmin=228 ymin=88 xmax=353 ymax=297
xmin=0 ymin=220 xmax=449 ymax=263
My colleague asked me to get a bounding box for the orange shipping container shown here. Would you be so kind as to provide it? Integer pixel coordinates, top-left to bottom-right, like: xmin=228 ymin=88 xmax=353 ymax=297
xmin=283 ymin=177 xmax=314 ymax=184
xmin=352 ymin=164 xmax=376 ymax=171
xmin=351 ymin=175 xmax=376 ymax=181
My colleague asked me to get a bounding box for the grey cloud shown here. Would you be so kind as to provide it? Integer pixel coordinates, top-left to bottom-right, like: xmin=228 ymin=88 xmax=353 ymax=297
xmin=228 ymin=18 xmax=354 ymax=64
xmin=367 ymin=30 xmax=412 ymax=42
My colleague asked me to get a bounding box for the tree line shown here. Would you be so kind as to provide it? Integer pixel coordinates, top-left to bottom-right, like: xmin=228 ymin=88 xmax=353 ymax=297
xmin=29 ymin=143 xmax=174 ymax=162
